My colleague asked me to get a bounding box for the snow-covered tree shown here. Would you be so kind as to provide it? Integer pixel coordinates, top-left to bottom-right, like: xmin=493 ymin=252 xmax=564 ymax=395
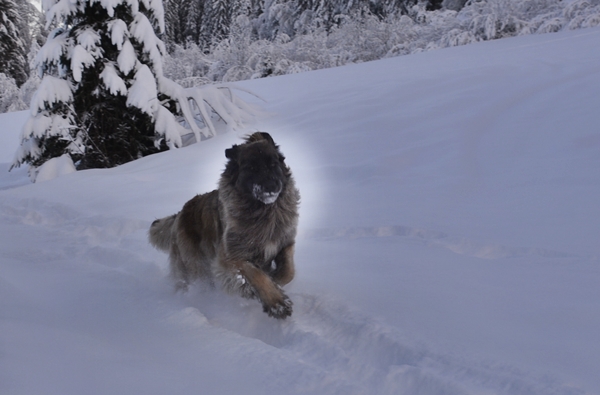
xmin=0 ymin=73 xmax=27 ymax=112
xmin=16 ymin=0 xmax=47 ymax=56
xmin=164 ymin=0 xmax=206 ymax=47
xmin=164 ymin=0 xmax=191 ymax=46
xmin=0 ymin=0 xmax=28 ymax=86
xmin=12 ymin=0 xmax=255 ymax=180
xmin=206 ymin=0 xmax=232 ymax=44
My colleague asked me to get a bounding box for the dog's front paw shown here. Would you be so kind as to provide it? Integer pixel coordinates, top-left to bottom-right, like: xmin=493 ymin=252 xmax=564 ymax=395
xmin=263 ymin=294 xmax=293 ymax=319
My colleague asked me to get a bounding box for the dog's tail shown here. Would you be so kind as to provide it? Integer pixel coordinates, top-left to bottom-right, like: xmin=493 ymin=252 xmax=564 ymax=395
xmin=148 ymin=214 xmax=177 ymax=252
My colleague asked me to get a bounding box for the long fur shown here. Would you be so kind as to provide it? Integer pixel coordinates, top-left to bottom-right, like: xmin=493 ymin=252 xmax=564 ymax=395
xmin=149 ymin=132 xmax=300 ymax=319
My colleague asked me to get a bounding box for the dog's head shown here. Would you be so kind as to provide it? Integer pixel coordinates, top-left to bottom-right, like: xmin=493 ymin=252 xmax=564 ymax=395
xmin=224 ymin=132 xmax=289 ymax=205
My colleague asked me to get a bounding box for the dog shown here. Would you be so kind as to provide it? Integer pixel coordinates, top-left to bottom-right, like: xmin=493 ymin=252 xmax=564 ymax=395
xmin=149 ymin=132 xmax=300 ymax=319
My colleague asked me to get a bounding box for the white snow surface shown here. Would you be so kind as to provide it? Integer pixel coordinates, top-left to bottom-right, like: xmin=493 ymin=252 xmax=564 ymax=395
xmin=35 ymin=153 xmax=77 ymax=183
xmin=1 ymin=28 xmax=600 ymax=395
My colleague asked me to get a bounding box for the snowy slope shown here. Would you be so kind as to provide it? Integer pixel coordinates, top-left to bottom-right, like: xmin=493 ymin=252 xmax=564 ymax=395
xmin=1 ymin=27 xmax=600 ymax=395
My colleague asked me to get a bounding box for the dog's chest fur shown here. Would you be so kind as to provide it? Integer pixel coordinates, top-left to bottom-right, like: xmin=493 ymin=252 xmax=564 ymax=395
xmin=220 ymin=196 xmax=297 ymax=266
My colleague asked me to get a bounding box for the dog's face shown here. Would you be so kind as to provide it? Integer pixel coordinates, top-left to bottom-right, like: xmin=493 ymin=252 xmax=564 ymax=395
xmin=225 ymin=134 xmax=288 ymax=205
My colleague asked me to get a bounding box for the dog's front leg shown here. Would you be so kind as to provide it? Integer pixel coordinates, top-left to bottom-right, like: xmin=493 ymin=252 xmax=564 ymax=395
xmin=217 ymin=249 xmax=293 ymax=319
xmin=271 ymin=243 xmax=295 ymax=286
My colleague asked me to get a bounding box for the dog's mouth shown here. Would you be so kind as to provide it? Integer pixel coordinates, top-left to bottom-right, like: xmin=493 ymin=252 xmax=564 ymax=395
xmin=253 ymin=184 xmax=281 ymax=205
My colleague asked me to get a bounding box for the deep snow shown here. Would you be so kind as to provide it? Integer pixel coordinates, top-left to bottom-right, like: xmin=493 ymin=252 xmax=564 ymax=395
xmin=1 ymin=27 xmax=600 ymax=395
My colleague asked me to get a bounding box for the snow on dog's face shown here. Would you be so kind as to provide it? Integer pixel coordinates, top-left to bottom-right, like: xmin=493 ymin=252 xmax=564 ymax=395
xmin=225 ymin=133 xmax=288 ymax=205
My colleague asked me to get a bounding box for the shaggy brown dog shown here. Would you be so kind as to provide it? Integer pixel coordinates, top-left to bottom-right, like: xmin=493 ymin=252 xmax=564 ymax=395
xmin=149 ymin=132 xmax=300 ymax=319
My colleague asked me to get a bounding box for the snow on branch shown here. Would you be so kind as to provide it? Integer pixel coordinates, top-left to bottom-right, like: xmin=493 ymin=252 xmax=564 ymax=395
xmin=186 ymin=85 xmax=261 ymax=134
xmin=29 ymin=76 xmax=73 ymax=115
xmin=127 ymin=65 xmax=159 ymax=115
xmin=108 ymin=19 xmax=128 ymax=50
xmin=100 ymin=62 xmax=127 ymax=96
xmin=157 ymin=76 xmax=261 ymax=145
xmin=140 ymin=0 xmax=165 ymax=33
xmin=35 ymin=29 xmax=68 ymax=74
xmin=92 ymin=0 xmax=129 ymax=18
xmin=76 ymin=28 xmax=101 ymax=51
xmin=130 ymin=13 xmax=165 ymax=75
xmin=70 ymin=45 xmax=95 ymax=82
xmin=117 ymin=40 xmax=136 ymax=74
xmin=44 ymin=0 xmax=81 ymax=28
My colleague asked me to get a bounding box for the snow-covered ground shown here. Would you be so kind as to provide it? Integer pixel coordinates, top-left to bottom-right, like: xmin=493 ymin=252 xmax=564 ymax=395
xmin=2 ymin=27 xmax=600 ymax=395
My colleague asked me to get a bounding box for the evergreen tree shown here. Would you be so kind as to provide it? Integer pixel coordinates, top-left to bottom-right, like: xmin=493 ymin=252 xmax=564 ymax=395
xmin=0 ymin=0 xmax=28 ymax=86
xmin=187 ymin=0 xmax=206 ymax=46
xmin=13 ymin=0 xmax=252 ymax=180
xmin=164 ymin=0 xmax=205 ymax=47
xmin=165 ymin=0 xmax=190 ymax=46
xmin=16 ymin=0 xmax=47 ymax=55
xmin=206 ymin=0 xmax=232 ymax=45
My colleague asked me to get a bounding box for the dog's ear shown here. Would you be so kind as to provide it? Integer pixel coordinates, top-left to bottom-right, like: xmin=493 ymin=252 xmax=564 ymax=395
xmin=225 ymin=145 xmax=239 ymax=160
xmin=245 ymin=132 xmax=277 ymax=147
xmin=259 ymin=132 xmax=276 ymax=147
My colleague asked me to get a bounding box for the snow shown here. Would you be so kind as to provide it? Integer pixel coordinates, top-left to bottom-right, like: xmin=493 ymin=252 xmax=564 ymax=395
xmin=34 ymin=29 xmax=67 ymax=71
xmin=129 ymin=12 xmax=165 ymax=75
xmin=108 ymin=19 xmax=128 ymax=50
xmin=100 ymin=62 xmax=127 ymax=96
xmin=95 ymin=0 xmax=128 ymax=18
xmin=1 ymin=27 xmax=600 ymax=394
xmin=76 ymin=27 xmax=101 ymax=51
xmin=44 ymin=0 xmax=81 ymax=27
xmin=154 ymin=104 xmax=186 ymax=148
xmin=116 ymin=39 xmax=136 ymax=75
xmin=126 ymin=64 xmax=159 ymax=116
xmin=141 ymin=0 xmax=166 ymax=33
xmin=0 ymin=110 xmax=28 ymax=162
xmin=29 ymin=75 xmax=73 ymax=115
xmin=35 ymin=153 xmax=76 ymax=182
xmin=70 ymin=45 xmax=95 ymax=83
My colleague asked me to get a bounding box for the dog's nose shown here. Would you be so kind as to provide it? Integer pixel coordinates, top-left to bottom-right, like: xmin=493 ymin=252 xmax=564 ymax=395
xmin=264 ymin=178 xmax=282 ymax=193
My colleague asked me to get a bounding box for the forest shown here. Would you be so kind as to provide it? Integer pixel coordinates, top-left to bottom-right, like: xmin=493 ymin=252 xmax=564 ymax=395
xmin=2 ymin=0 xmax=600 ymax=114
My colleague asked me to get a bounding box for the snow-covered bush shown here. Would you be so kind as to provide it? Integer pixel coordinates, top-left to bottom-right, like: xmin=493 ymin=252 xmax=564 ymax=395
xmin=564 ymin=0 xmax=600 ymax=29
xmin=163 ymin=43 xmax=211 ymax=87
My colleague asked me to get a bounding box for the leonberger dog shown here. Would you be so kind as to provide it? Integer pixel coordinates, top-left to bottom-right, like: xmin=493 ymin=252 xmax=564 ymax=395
xmin=149 ymin=132 xmax=300 ymax=319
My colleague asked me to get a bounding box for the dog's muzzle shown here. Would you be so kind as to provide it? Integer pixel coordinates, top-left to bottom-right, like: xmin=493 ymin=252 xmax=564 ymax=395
xmin=253 ymin=184 xmax=281 ymax=204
